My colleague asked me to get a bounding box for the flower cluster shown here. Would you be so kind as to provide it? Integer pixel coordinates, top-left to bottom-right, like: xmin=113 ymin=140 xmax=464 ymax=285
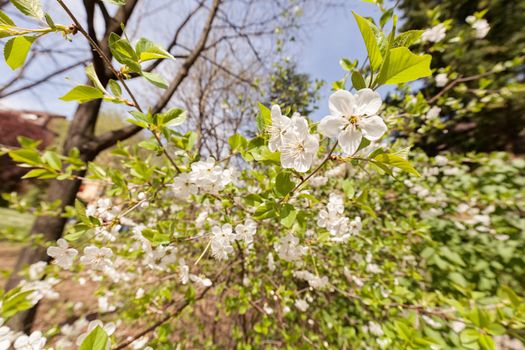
xmin=170 ymin=158 xmax=237 ymax=198
xmin=317 ymin=193 xmax=362 ymax=242
xmin=268 ymin=105 xmax=319 ymax=172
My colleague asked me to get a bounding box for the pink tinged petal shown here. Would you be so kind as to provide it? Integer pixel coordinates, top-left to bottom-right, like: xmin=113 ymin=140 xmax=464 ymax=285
xmin=359 ymin=115 xmax=387 ymax=141
xmin=318 ymin=115 xmax=348 ymax=138
xmin=338 ymin=126 xmax=362 ymax=156
xmin=328 ymin=90 xmax=356 ymax=117
xmin=354 ymin=88 xmax=382 ymax=116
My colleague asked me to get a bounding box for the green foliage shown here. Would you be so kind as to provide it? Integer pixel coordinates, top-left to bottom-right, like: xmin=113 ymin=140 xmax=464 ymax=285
xmin=3 ymin=35 xmax=36 ymax=69
xmin=79 ymin=326 xmax=109 ymax=350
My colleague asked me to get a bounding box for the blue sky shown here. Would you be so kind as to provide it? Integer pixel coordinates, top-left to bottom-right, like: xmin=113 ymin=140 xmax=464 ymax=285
xmin=0 ymin=1 xmax=393 ymax=120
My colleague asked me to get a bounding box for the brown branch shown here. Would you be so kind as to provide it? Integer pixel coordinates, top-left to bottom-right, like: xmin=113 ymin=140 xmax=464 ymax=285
xmin=113 ymin=259 xmax=236 ymax=350
xmin=93 ymin=0 xmax=222 ymax=151
xmin=0 ymin=60 xmax=89 ymax=98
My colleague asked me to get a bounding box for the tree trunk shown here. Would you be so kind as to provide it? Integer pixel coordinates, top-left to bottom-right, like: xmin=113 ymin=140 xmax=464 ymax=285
xmin=5 ymin=101 xmax=101 ymax=332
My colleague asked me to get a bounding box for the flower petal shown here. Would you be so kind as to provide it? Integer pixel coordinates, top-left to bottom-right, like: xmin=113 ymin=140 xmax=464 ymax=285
xmin=318 ymin=115 xmax=347 ymax=138
xmin=290 ymin=113 xmax=309 ymax=136
xmin=354 ymin=88 xmax=382 ymax=116
xmin=338 ymin=126 xmax=362 ymax=156
xmin=329 ymin=90 xmax=355 ymax=117
xmin=359 ymin=115 xmax=387 ymax=141
xmin=271 ymin=104 xmax=281 ymax=121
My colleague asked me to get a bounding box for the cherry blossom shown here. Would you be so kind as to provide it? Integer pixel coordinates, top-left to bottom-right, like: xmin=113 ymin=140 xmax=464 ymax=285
xmin=318 ymin=89 xmax=387 ymax=156
xmin=47 ymin=238 xmax=78 ymax=270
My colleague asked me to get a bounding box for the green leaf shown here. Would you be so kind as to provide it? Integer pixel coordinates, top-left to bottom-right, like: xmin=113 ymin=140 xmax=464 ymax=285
xmin=4 ymin=36 xmax=36 ymax=70
xmin=44 ymin=13 xmax=55 ymax=29
xmin=42 ymin=151 xmax=62 ymax=171
xmin=128 ymin=111 xmax=151 ymax=128
xmin=142 ymin=71 xmax=168 ymax=89
xmin=136 ymin=37 xmax=174 ymax=61
xmin=60 ymin=85 xmax=104 ymax=103
xmin=256 ymin=102 xmax=271 ymax=132
xmin=376 ymin=47 xmax=432 ymax=85
xmin=79 ymin=326 xmax=109 ymax=350
xmin=339 ymin=58 xmax=356 ymax=71
xmin=478 ymin=334 xmax=495 ymax=350
xmin=103 ymin=0 xmax=126 ymax=5
xmin=275 ymin=172 xmax=295 ymax=197
xmin=21 ymin=168 xmax=52 ymax=179
xmin=373 ymin=153 xmax=420 ymax=176
xmin=393 ymin=30 xmax=424 ymax=48
xmin=159 ymin=108 xmax=186 ymax=127
xmin=280 ymin=203 xmax=297 ymax=228
xmin=10 ymin=0 xmax=44 ymax=19
xmin=108 ymin=79 xmax=122 ymax=97
xmin=9 ymin=148 xmax=41 ymax=165
xmin=0 ymin=10 xmax=15 ymax=26
xmin=108 ymin=32 xmax=141 ymax=72
xmin=460 ymin=329 xmax=480 ymax=344
xmin=85 ymin=64 xmax=106 ymax=93
xmin=353 ymin=12 xmax=384 ymax=71
xmin=228 ymin=134 xmax=248 ymax=153
xmin=351 ymin=71 xmax=366 ymax=90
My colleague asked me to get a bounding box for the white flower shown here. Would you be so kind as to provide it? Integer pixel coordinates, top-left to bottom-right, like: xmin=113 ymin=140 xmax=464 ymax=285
xmin=434 ymin=155 xmax=448 ymax=166
xmin=79 ymin=246 xmax=113 ymax=270
xmin=189 ymin=274 xmax=213 ymax=287
xmin=13 ymin=331 xmax=46 ymax=350
xmin=425 ymin=106 xmax=441 ymax=120
xmin=294 ymin=299 xmax=309 ymax=312
xmin=179 ymin=261 xmax=190 ymax=284
xmin=293 ymin=270 xmax=329 ymax=290
xmin=435 ymin=73 xmax=449 ymax=87
xmin=235 ymin=218 xmax=257 ymax=245
xmin=28 ymin=261 xmax=47 ymax=280
xmin=421 ymin=23 xmax=446 ymax=43
xmin=0 ymin=319 xmax=13 ymax=350
xmin=318 ymin=89 xmax=387 ymax=156
xmin=76 ymin=320 xmax=116 ymax=347
xmin=275 ymin=233 xmax=307 ymax=262
xmin=47 ymin=239 xmax=78 ymax=270
xmin=170 ymin=172 xmax=198 ymax=198
xmin=267 ymin=252 xmax=276 ymax=272
xmin=280 ymin=114 xmax=319 ymax=172
xmin=267 ymin=105 xmax=292 ymax=152
xmin=210 ymin=224 xmax=235 ymax=260
xmin=368 ymin=321 xmax=384 ymax=336
xmin=467 ymin=16 xmax=490 ymax=39
xmin=450 ymin=321 xmax=466 ymax=333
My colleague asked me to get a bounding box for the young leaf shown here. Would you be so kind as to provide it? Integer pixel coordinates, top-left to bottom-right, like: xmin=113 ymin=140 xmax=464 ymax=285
xmin=108 ymin=79 xmax=122 ymax=97
xmin=0 ymin=10 xmax=15 ymax=25
xmin=228 ymin=133 xmax=248 ymax=153
xmin=109 ymin=32 xmax=141 ymax=72
xmin=135 ymin=37 xmax=174 ymax=62
xmin=142 ymin=71 xmax=168 ymax=89
xmin=4 ymin=36 xmax=36 ymax=70
xmin=159 ymin=108 xmax=186 ymax=127
xmin=275 ymin=172 xmax=295 ymax=197
xmin=374 ymin=153 xmax=420 ymax=176
xmin=10 ymin=0 xmax=44 ymax=19
xmin=79 ymin=326 xmax=109 ymax=350
xmin=393 ymin=30 xmax=424 ymax=48
xmin=351 ymin=71 xmax=366 ymax=90
xmin=256 ymin=102 xmax=271 ymax=132
xmin=85 ymin=64 xmax=107 ymax=93
xmin=353 ymin=12 xmax=384 ymax=71
xmin=376 ymin=47 xmax=431 ymax=85
xmin=60 ymin=85 xmax=104 ymax=103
